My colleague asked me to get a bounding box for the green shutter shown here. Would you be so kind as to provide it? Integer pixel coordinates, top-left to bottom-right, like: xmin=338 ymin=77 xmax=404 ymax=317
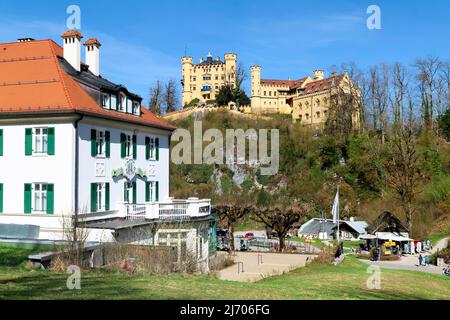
xmin=105 ymin=183 xmax=110 ymax=211
xmin=24 ymin=183 xmax=31 ymax=214
xmin=145 ymin=137 xmax=150 ymax=160
xmin=25 ymin=128 xmax=32 ymax=156
xmin=124 ymin=182 xmax=128 ymax=202
xmin=132 ymin=182 xmax=137 ymax=204
xmin=46 ymin=184 xmax=54 ymax=214
xmin=47 ymin=127 xmax=55 ymax=155
xmin=90 ymin=183 xmax=97 ymax=213
xmin=0 ymin=183 xmax=3 ymax=213
xmin=132 ymin=135 xmax=137 ymax=160
xmin=155 ymin=181 xmax=159 ymax=202
xmin=0 ymin=129 xmax=3 ymax=156
xmin=145 ymin=182 xmax=150 ymax=202
xmin=120 ymin=133 xmax=126 ymax=158
xmin=91 ymin=129 xmax=97 ymax=157
xmin=155 ymin=138 xmax=159 ymax=161
xmin=105 ymin=131 xmax=111 ymax=158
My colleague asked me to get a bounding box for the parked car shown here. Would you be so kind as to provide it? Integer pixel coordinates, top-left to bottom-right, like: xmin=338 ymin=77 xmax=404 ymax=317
xmin=244 ymin=232 xmax=255 ymax=239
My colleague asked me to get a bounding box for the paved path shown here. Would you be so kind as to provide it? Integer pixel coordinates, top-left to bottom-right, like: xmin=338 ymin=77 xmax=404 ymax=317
xmin=217 ymin=252 xmax=316 ymax=282
xmin=360 ymin=255 xmax=446 ymax=275
xmin=432 ymin=236 xmax=449 ymax=253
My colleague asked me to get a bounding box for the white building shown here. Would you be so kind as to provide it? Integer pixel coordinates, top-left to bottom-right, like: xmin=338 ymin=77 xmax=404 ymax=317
xmin=0 ymin=32 xmax=215 ymax=270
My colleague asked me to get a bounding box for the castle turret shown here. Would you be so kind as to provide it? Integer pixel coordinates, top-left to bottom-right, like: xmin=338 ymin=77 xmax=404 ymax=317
xmin=224 ymin=53 xmax=237 ymax=85
xmin=250 ymin=65 xmax=262 ymax=113
xmin=313 ymin=70 xmax=325 ymax=80
xmin=181 ymin=56 xmax=193 ymax=106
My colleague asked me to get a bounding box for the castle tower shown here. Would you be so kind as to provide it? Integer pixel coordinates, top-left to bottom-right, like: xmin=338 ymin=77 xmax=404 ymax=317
xmin=181 ymin=56 xmax=194 ymax=106
xmin=224 ymin=53 xmax=237 ymax=86
xmin=250 ymin=65 xmax=261 ymax=112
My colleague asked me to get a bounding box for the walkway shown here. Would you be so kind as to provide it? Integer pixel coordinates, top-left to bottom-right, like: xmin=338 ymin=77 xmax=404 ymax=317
xmin=432 ymin=236 xmax=449 ymax=253
xmin=360 ymin=255 xmax=446 ymax=275
xmin=217 ymin=252 xmax=316 ymax=282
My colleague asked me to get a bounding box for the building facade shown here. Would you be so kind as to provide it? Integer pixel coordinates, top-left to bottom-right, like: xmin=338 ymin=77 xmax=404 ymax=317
xmin=0 ymin=32 xmax=215 ymax=270
xmin=250 ymin=66 xmax=361 ymax=130
xmin=181 ymin=52 xmax=237 ymax=106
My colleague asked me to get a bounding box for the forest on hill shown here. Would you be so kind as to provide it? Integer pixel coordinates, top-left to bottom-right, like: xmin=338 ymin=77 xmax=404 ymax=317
xmin=168 ymin=58 xmax=450 ymax=239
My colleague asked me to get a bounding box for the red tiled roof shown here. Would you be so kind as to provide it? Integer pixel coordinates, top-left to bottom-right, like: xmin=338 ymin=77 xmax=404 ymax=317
xmin=299 ymin=74 xmax=344 ymax=95
xmin=84 ymin=38 xmax=101 ymax=47
xmin=261 ymin=77 xmax=308 ymax=89
xmin=61 ymin=30 xmax=83 ymax=39
xmin=0 ymin=39 xmax=175 ymax=131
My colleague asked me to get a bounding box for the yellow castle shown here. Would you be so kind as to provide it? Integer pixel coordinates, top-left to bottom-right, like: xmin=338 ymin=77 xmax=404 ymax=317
xmin=250 ymin=66 xmax=360 ymax=128
xmin=181 ymin=52 xmax=237 ymax=106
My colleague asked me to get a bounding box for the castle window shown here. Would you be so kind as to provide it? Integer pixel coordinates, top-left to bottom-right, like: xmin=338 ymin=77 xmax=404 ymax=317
xmin=193 ymin=77 xmax=196 ymax=81
xmin=203 ymin=75 xmax=211 ymax=81
xmin=316 ymin=111 xmax=321 ymax=118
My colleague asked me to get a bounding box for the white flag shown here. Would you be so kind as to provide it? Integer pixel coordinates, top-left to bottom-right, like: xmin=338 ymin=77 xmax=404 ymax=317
xmin=332 ymin=190 xmax=339 ymax=223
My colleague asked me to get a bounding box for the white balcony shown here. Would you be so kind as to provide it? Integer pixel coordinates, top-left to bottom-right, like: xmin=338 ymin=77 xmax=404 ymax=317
xmin=78 ymin=198 xmax=211 ymax=223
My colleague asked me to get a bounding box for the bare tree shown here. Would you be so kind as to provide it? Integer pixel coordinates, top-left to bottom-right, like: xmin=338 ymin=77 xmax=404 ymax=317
xmin=148 ymin=80 xmax=163 ymax=115
xmin=415 ymin=55 xmax=442 ymax=129
xmin=163 ymin=79 xmax=179 ymax=114
xmin=325 ymin=72 xmax=361 ymax=141
xmin=384 ymin=124 xmax=420 ymax=234
xmin=215 ymin=201 xmax=252 ymax=252
xmin=391 ymin=63 xmax=410 ymax=128
xmin=254 ymin=204 xmax=306 ymax=252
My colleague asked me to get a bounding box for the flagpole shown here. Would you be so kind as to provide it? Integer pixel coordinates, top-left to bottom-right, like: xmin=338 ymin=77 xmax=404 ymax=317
xmin=337 ymin=184 xmax=340 ymax=244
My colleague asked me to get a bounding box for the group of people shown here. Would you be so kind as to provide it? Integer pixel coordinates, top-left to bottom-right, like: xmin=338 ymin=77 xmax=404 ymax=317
xmin=418 ymin=254 xmax=430 ymax=266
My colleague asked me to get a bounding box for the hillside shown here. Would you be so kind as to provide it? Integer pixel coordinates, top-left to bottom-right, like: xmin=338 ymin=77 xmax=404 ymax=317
xmin=168 ymin=109 xmax=450 ymax=238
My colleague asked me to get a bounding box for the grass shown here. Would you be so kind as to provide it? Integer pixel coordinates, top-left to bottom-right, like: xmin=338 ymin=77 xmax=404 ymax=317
xmin=0 ymin=244 xmax=55 ymax=267
xmin=0 ymin=254 xmax=448 ymax=300
xmin=429 ymin=232 xmax=449 ymax=246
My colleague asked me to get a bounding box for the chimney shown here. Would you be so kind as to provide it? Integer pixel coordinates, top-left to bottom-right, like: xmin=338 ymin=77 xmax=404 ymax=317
xmin=84 ymin=38 xmax=101 ymax=76
xmin=313 ymin=70 xmax=325 ymax=80
xmin=61 ymin=30 xmax=83 ymax=72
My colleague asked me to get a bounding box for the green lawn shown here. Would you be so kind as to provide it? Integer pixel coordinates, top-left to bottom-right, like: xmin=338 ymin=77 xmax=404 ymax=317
xmin=429 ymin=232 xmax=449 ymax=246
xmin=0 ymin=243 xmax=56 ymax=267
xmin=0 ymin=255 xmax=448 ymax=300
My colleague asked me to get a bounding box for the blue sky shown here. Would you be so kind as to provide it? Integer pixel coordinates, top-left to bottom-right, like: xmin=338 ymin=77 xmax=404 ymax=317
xmin=1 ymin=0 xmax=449 ymax=105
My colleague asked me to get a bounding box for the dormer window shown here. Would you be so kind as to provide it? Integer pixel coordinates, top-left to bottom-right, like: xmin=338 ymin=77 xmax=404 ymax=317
xmin=119 ymin=93 xmax=126 ymax=112
xmin=133 ymin=102 xmax=140 ymax=115
xmin=102 ymin=94 xmax=110 ymax=109
xmin=127 ymin=98 xmax=133 ymax=113
xmin=110 ymin=94 xmax=117 ymax=110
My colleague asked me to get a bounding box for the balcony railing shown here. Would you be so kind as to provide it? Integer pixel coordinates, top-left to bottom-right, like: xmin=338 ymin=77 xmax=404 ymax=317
xmin=79 ymin=198 xmax=211 ymax=223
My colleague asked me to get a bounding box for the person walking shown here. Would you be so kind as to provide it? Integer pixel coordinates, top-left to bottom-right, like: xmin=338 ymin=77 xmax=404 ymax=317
xmin=425 ymin=255 xmax=430 ymax=266
xmin=418 ymin=254 xmax=423 ymax=266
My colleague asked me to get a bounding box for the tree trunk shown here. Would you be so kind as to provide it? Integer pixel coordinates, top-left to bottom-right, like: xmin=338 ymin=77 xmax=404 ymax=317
xmin=229 ymin=223 xmax=235 ymax=253
xmin=406 ymin=202 xmax=413 ymax=235
xmin=278 ymin=236 xmax=285 ymax=252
